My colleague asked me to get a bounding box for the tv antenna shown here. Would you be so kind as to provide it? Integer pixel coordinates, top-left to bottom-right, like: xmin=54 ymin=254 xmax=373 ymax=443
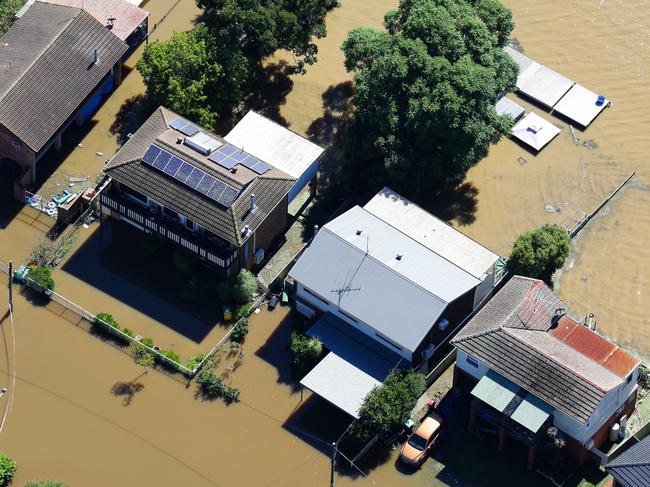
xmin=330 ymin=271 xmax=361 ymax=307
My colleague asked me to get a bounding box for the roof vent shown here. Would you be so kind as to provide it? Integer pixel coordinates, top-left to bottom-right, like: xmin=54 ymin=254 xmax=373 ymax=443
xmin=241 ymin=224 xmax=250 ymax=237
xmin=249 ymin=193 xmax=256 ymax=212
xmin=584 ymin=313 xmax=597 ymax=331
xmin=107 ymin=17 xmax=116 ymax=29
xmin=355 ymin=229 xmax=362 ymax=236
xmin=176 ymin=137 xmax=183 ymax=144
xmin=396 ymin=254 xmax=403 ymax=261
xmin=92 ymin=49 xmax=99 ymax=66
xmin=550 ymin=308 xmax=566 ymax=327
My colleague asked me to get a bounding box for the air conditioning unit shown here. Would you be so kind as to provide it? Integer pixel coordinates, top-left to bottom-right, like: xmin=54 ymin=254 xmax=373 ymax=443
xmin=254 ymin=248 xmax=265 ymax=265
xmin=438 ymin=319 xmax=449 ymax=331
xmin=422 ymin=344 xmax=435 ymax=360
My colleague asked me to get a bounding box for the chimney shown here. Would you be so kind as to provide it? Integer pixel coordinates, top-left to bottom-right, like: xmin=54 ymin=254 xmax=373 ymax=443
xmin=249 ymin=193 xmax=255 ymax=212
xmin=241 ymin=224 xmax=250 ymax=237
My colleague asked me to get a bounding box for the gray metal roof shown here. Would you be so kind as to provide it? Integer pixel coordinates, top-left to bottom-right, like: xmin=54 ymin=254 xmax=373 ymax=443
xmin=104 ymin=107 xmax=294 ymax=246
xmin=0 ymin=2 xmax=128 ymax=151
xmin=495 ymin=97 xmax=525 ymax=121
xmin=452 ymin=276 xmax=628 ymax=424
xmin=290 ymin=206 xmax=482 ymax=353
xmin=606 ymin=437 xmax=650 ymax=487
xmin=300 ymin=313 xmax=398 ymax=418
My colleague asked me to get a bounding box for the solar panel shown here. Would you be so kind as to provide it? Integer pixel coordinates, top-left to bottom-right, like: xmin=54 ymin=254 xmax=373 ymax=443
xmin=175 ymin=162 xmax=194 ymax=183
xmin=142 ymin=145 xmax=161 ymax=165
xmin=229 ymin=151 xmax=248 ymax=163
xmin=207 ymin=150 xmax=237 ymax=170
xmin=220 ymin=145 xmax=238 ymax=156
xmin=141 ymin=144 xmax=239 ymax=207
xmin=185 ymin=168 xmax=204 ymax=189
xmin=250 ymin=161 xmax=271 ymax=175
xmin=164 ymin=156 xmax=183 ymax=176
xmin=197 ymin=174 xmax=216 ymax=194
xmin=239 ymin=154 xmax=260 ymax=170
xmin=170 ymin=118 xmax=200 ymax=137
xmin=217 ymin=186 xmax=239 ymax=207
xmin=153 ymin=150 xmax=172 ymax=170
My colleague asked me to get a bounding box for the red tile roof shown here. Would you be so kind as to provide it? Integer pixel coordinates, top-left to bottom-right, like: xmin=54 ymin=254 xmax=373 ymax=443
xmin=551 ymin=316 xmax=639 ymax=378
xmin=44 ymin=0 xmax=148 ymax=41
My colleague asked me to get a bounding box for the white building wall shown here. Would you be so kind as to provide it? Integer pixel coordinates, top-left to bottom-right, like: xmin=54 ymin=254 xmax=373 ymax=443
xmin=295 ymin=281 xmax=412 ymax=362
xmin=455 ymin=350 xmax=490 ymax=380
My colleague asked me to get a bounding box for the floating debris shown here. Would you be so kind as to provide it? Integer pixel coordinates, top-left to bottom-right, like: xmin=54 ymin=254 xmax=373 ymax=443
xmin=545 ymin=205 xmax=561 ymax=213
xmin=583 ymin=139 xmax=598 ymax=150
xmin=96 ymin=151 xmax=104 ymax=156
xmin=78 ymin=143 xmax=84 ymax=148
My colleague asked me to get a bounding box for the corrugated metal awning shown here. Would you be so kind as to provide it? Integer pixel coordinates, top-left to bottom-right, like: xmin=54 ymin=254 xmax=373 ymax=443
xmin=299 ymin=313 xmax=398 ymax=418
xmin=510 ymin=393 xmax=554 ymax=433
xmin=471 ymin=370 xmax=520 ymax=412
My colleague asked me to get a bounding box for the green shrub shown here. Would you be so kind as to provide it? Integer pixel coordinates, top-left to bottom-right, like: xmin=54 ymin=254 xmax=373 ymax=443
xmin=95 ymin=312 xmax=119 ymax=329
xmin=196 ymin=365 xmax=226 ymax=399
xmin=0 ymin=452 xmax=16 ymax=485
xmin=172 ymin=251 xmax=195 ymax=275
xmin=24 ymin=481 xmax=70 ymax=487
xmin=141 ymin=337 xmax=155 ymax=348
xmin=223 ymin=386 xmax=240 ymax=404
xmin=235 ymin=303 xmax=253 ymax=320
xmin=160 ymin=349 xmax=181 ymax=363
xmin=230 ymin=318 xmax=249 ymax=344
xmin=232 ymin=269 xmax=257 ymax=304
xmin=508 ymin=224 xmax=571 ymax=281
xmin=638 ymin=366 xmax=650 ymax=390
xmin=349 ymin=369 xmax=425 ymax=443
xmin=121 ymin=328 xmax=134 ymax=338
xmin=29 ymin=265 xmax=55 ymax=291
xmin=215 ymin=280 xmax=234 ymax=302
xmin=186 ymin=352 xmax=208 ymax=370
xmin=289 ymin=331 xmax=323 ymax=371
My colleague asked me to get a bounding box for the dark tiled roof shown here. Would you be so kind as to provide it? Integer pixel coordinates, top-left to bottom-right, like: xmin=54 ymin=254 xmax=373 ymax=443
xmin=606 ymin=437 xmax=650 ymax=487
xmin=0 ymin=2 xmax=128 ymax=151
xmin=104 ymin=107 xmax=294 ymax=246
xmin=452 ymin=276 xmax=630 ymax=424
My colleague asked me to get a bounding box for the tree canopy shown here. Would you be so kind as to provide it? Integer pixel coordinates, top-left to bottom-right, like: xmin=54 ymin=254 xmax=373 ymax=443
xmin=508 ymin=224 xmax=571 ymax=281
xmin=341 ymin=0 xmax=517 ymax=194
xmin=232 ymin=269 xmax=257 ymax=304
xmin=349 ymin=369 xmax=425 ymax=442
xmin=197 ymin=0 xmax=336 ymax=72
xmin=24 ymin=481 xmax=70 ymax=487
xmin=0 ymin=0 xmax=22 ymax=37
xmin=137 ymin=26 xmax=248 ymax=128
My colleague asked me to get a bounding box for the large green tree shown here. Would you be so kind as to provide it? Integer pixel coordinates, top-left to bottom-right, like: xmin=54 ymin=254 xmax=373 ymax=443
xmin=197 ymin=0 xmax=336 ymax=72
xmin=341 ymin=0 xmax=517 ymax=194
xmin=137 ymin=26 xmax=249 ymax=128
xmin=0 ymin=0 xmax=22 ymax=37
xmin=508 ymin=223 xmax=571 ymax=281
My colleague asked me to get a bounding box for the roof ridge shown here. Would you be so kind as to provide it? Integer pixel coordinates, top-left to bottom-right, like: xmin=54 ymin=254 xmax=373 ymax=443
xmin=452 ymin=326 xmax=501 ymax=343
xmin=321 ymin=224 xmax=449 ymax=308
xmin=504 ymin=327 xmax=614 ymax=393
xmin=357 ymin=205 xmax=483 ymax=283
xmin=0 ymin=3 xmax=80 ymax=105
xmin=104 ymin=157 xmax=139 ymax=171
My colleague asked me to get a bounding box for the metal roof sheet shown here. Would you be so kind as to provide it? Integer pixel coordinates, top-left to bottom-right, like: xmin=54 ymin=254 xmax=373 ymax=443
xmin=510 ymin=393 xmax=553 ymax=433
xmin=495 ymin=96 xmax=525 ymax=121
xmin=552 ymin=84 xmax=608 ymax=127
xmin=364 ymin=187 xmax=500 ymax=279
xmin=224 ymin=110 xmax=324 ymax=179
xmin=471 ymin=370 xmax=519 ymax=412
xmin=606 ymin=436 xmax=650 ymax=487
xmin=301 ymin=314 xmax=397 ymax=417
xmin=511 ymin=112 xmax=561 ymax=151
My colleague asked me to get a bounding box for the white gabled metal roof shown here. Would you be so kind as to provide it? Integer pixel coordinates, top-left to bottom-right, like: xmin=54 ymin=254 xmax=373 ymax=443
xmin=553 ymin=84 xmax=608 ymax=128
xmin=289 ymin=205 xmax=481 ymax=352
xmin=364 ymin=188 xmax=500 ymax=279
xmin=224 ymin=110 xmax=324 ymax=179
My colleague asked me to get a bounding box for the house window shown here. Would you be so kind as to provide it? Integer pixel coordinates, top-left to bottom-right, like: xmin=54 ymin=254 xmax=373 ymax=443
xmin=11 ymin=137 xmax=22 ymax=148
xmin=163 ymin=207 xmax=179 ymax=220
xmin=465 ymin=356 xmax=479 ymax=368
xmin=303 ymin=287 xmax=328 ymax=305
xmin=185 ymin=218 xmax=195 ymax=231
xmin=627 ymin=373 xmax=634 ymax=385
xmin=122 ymin=185 xmax=147 ymax=205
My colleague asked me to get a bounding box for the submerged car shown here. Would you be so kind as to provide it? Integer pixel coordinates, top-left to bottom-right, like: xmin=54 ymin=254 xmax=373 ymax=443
xmin=399 ymin=413 xmax=443 ymax=466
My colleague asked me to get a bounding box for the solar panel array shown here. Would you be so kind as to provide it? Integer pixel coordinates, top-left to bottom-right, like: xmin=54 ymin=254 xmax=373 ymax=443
xmin=141 ymin=145 xmax=239 ymax=208
xmin=170 ymin=118 xmax=200 ymax=137
xmin=208 ymin=143 xmax=271 ymax=174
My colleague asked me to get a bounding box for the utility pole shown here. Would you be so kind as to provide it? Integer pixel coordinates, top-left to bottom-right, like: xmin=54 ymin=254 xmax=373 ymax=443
xmin=8 ymin=261 xmax=12 ymax=312
xmin=330 ymin=442 xmax=336 ymax=487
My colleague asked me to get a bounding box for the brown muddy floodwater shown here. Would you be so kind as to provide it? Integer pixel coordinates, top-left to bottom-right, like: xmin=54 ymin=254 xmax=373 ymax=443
xmin=273 ymin=0 xmax=650 ymax=361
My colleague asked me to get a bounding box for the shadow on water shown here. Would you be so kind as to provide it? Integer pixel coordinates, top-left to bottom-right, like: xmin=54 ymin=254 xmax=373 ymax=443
xmin=416 ymin=181 xmax=480 ymax=226
xmin=111 ymin=378 xmax=145 ymax=406
xmin=254 ymin=311 xmax=302 ymax=391
xmin=110 ymin=94 xmax=154 ymax=146
xmin=61 ymin=223 xmax=219 ymax=343
xmin=306 ymin=81 xmax=354 ymax=149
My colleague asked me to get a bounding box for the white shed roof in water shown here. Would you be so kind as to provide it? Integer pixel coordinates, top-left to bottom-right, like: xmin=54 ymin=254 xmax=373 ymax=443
xmin=511 ymin=112 xmax=561 ymax=151
xmin=224 ymin=110 xmax=324 ymax=179
xmin=553 ymin=84 xmax=609 ymax=127
xmin=364 ymin=187 xmax=500 ymax=279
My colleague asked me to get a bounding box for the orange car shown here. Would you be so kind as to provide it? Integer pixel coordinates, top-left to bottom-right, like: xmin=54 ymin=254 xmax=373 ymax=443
xmin=399 ymin=413 xmax=443 ymax=466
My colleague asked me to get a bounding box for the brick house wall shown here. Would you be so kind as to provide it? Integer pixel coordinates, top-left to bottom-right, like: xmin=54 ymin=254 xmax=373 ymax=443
xmin=0 ymin=124 xmax=35 ymax=173
xmin=241 ymin=195 xmax=288 ymax=270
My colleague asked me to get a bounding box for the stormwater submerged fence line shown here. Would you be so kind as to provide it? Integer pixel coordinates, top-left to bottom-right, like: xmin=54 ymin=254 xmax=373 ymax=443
xmin=0 ymin=257 xmax=267 ymax=380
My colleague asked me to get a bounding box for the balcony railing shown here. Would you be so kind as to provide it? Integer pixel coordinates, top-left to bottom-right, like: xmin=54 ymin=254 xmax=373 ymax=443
xmin=101 ymin=194 xmax=237 ymax=273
